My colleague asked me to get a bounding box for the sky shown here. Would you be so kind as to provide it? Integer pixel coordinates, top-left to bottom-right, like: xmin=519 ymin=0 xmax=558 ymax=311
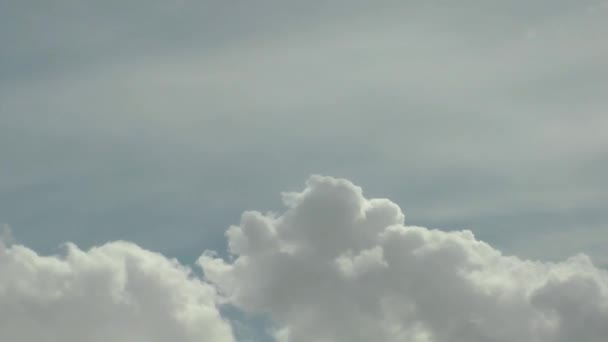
xmin=1 ymin=1 xmax=607 ymax=341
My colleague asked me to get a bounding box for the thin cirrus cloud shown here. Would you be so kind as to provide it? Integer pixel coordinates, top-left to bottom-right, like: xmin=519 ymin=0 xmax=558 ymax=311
xmin=2 ymin=176 xmax=607 ymax=341
xmin=1 ymin=1 xmax=607 ymax=263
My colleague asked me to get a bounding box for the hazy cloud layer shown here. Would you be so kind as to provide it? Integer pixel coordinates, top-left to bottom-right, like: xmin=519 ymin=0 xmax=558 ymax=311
xmin=0 ymin=240 xmax=234 ymax=342
xmin=1 ymin=1 xmax=607 ymax=264
xmin=201 ymin=176 xmax=608 ymax=342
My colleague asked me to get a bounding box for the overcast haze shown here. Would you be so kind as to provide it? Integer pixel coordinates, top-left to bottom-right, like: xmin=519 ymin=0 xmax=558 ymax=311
xmin=1 ymin=1 xmax=607 ymax=341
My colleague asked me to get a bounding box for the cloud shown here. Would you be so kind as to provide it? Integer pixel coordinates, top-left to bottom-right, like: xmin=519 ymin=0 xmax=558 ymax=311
xmin=2 ymin=1 xmax=607 ymax=264
xmin=200 ymin=175 xmax=608 ymax=342
xmin=0 ymin=240 xmax=234 ymax=342
xmin=2 ymin=175 xmax=607 ymax=342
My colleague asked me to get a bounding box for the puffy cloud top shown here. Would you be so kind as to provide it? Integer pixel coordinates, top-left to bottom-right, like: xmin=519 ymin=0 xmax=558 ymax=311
xmin=0 ymin=240 xmax=234 ymax=342
xmin=200 ymin=175 xmax=608 ymax=342
xmin=2 ymin=175 xmax=607 ymax=341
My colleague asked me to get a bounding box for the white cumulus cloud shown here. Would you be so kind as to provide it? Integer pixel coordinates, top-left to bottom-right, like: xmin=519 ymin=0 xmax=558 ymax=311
xmin=0 ymin=240 xmax=234 ymax=342
xmin=200 ymin=175 xmax=608 ymax=342
xmin=2 ymin=175 xmax=607 ymax=341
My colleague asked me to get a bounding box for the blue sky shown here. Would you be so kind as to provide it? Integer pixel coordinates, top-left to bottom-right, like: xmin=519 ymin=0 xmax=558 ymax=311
xmin=2 ymin=0 xmax=607 ymax=265
xmin=1 ymin=1 xmax=608 ymax=341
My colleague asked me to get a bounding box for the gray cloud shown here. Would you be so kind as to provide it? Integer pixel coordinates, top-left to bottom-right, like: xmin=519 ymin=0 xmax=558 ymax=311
xmin=2 ymin=176 xmax=607 ymax=341
xmin=201 ymin=176 xmax=608 ymax=342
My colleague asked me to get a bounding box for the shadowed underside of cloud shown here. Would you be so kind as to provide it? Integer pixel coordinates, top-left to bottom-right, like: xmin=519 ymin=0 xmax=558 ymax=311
xmin=2 ymin=176 xmax=608 ymax=341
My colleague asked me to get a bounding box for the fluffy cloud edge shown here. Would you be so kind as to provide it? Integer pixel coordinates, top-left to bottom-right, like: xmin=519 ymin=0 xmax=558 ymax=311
xmin=2 ymin=175 xmax=607 ymax=342
xmin=199 ymin=175 xmax=608 ymax=342
xmin=0 ymin=238 xmax=235 ymax=342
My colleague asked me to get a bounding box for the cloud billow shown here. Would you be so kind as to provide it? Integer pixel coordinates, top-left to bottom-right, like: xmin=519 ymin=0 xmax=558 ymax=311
xmin=200 ymin=175 xmax=608 ymax=342
xmin=0 ymin=240 xmax=234 ymax=342
xmin=1 ymin=175 xmax=607 ymax=341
